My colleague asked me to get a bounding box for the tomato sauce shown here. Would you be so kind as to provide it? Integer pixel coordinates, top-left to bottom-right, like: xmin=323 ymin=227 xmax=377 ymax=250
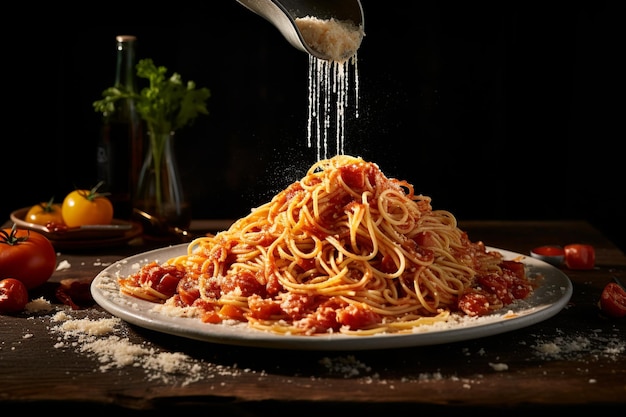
xmin=457 ymin=260 xmax=533 ymax=316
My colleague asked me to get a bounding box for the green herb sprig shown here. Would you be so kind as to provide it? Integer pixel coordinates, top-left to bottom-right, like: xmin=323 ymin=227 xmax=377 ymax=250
xmin=93 ymin=58 xmax=211 ymax=135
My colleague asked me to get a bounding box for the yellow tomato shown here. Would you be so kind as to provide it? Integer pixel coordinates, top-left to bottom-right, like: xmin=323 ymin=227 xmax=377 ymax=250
xmin=61 ymin=183 xmax=114 ymax=227
xmin=25 ymin=198 xmax=64 ymax=226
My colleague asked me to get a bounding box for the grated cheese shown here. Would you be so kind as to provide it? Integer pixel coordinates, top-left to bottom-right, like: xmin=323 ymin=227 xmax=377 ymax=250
xmin=8 ymin=291 xmax=623 ymax=389
xmin=295 ymin=16 xmax=364 ymax=62
xmin=46 ymin=310 xmax=252 ymax=385
xmin=529 ymin=327 xmax=625 ymax=363
xmin=56 ymin=260 xmax=71 ymax=271
xmin=488 ymin=362 xmax=509 ymax=371
xmin=319 ymin=355 xmax=371 ymax=378
xmin=25 ymin=296 xmax=54 ymax=313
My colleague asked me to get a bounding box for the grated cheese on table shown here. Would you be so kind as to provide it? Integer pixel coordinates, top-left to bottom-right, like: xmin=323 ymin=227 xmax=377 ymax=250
xmin=488 ymin=362 xmax=509 ymax=371
xmin=530 ymin=330 xmax=625 ymax=360
xmin=25 ymin=296 xmax=54 ymax=313
xmin=56 ymin=259 xmax=71 ymax=271
xmin=47 ymin=310 xmax=246 ymax=385
xmin=6 ymin=290 xmax=623 ymax=389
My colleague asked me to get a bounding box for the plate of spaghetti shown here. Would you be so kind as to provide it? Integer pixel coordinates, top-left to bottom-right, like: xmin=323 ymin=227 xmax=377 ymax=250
xmin=91 ymin=155 xmax=572 ymax=350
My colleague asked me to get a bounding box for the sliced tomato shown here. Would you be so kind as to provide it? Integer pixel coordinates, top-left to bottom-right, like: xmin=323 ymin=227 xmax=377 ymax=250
xmin=598 ymin=282 xmax=626 ymax=318
xmin=564 ymin=244 xmax=595 ymax=270
xmin=458 ymin=292 xmax=491 ymax=316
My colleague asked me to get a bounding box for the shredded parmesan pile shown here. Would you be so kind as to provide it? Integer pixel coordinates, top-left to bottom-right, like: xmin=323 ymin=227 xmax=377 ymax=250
xmin=295 ymin=16 xmax=364 ymax=62
xmin=25 ymin=297 xmax=54 ymax=313
xmin=48 ymin=310 xmax=246 ymax=385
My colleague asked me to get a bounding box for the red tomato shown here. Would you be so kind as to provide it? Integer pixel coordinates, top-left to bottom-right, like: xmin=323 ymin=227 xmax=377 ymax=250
xmin=564 ymin=244 xmax=595 ymax=270
xmin=0 ymin=226 xmax=57 ymax=289
xmin=599 ymin=282 xmax=626 ymax=318
xmin=0 ymin=278 xmax=29 ymax=313
xmin=458 ymin=292 xmax=491 ymax=316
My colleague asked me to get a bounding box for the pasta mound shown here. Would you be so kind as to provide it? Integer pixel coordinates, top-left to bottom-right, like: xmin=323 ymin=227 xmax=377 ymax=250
xmin=119 ymin=155 xmax=533 ymax=336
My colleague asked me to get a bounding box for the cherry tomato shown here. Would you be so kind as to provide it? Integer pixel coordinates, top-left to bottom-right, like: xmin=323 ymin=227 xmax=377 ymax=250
xmin=0 ymin=278 xmax=29 ymax=313
xmin=599 ymin=282 xmax=626 ymax=318
xmin=62 ymin=181 xmax=114 ymax=228
xmin=564 ymin=244 xmax=595 ymax=270
xmin=25 ymin=197 xmax=64 ymax=227
xmin=0 ymin=225 xmax=57 ymax=289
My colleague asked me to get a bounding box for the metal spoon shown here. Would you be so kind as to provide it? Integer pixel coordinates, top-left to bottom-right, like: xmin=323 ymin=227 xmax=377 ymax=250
xmin=236 ymin=0 xmax=364 ymax=61
xmin=132 ymin=208 xmax=193 ymax=242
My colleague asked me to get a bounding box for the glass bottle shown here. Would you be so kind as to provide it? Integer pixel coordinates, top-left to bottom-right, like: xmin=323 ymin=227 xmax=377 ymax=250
xmin=96 ymin=35 xmax=144 ymax=220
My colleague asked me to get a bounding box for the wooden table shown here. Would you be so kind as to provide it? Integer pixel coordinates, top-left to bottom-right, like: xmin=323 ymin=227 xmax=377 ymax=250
xmin=1 ymin=220 xmax=625 ymax=415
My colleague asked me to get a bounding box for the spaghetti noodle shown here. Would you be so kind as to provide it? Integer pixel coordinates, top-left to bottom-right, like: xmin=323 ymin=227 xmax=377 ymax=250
xmin=119 ymin=155 xmax=534 ymax=336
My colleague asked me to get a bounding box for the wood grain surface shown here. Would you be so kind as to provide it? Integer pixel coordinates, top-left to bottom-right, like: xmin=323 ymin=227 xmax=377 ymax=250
xmin=1 ymin=220 xmax=624 ymax=415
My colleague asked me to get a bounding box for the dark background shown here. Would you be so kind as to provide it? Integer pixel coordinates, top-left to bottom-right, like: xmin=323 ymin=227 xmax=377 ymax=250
xmin=4 ymin=2 xmax=624 ymax=251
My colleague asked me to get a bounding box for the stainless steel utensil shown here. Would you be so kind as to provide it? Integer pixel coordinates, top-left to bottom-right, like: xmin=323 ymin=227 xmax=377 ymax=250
xmin=132 ymin=208 xmax=193 ymax=242
xmin=236 ymin=0 xmax=364 ymax=61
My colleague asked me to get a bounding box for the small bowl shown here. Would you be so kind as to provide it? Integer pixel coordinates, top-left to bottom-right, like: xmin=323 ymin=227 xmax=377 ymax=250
xmin=530 ymin=245 xmax=565 ymax=267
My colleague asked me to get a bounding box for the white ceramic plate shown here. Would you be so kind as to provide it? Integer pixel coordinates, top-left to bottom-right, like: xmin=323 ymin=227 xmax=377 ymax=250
xmin=91 ymin=244 xmax=572 ymax=350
